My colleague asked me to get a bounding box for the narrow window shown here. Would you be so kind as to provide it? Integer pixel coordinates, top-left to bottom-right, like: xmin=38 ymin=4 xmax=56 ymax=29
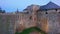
xmin=29 ymin=16 xmax=32 ymax=20
xmin=45 ymin=9 xmax=47 ymax=11
xmin=55 ymin=9 xmax=57 ymax=11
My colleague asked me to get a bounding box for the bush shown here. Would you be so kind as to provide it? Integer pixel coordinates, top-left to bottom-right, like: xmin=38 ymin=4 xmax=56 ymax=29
xmin=15 ymin=27 xmax=46 ymax=34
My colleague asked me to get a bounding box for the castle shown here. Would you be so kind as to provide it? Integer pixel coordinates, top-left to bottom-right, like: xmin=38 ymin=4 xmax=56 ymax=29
xmin=0 ymin=2 xmax=60 ymax=34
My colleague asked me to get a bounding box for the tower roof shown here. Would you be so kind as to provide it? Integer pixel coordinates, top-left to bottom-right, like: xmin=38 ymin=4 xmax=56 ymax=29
xmin=40 ymin=2 xmax=60 ymax=10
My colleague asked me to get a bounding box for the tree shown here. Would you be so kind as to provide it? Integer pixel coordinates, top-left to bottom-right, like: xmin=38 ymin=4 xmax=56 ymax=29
xmin=0 ymin=7 xmax=5 ymax=13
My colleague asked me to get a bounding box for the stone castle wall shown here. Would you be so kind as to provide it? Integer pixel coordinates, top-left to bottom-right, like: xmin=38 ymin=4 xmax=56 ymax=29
xmin=0 ymin=13 xmax=18 ymax=34
xmin=0 ymin=6 xmax=60 ymax=34
xmin=37 ymin=9 xmax=60 ymax=34
xmin=18 ymin=6 xmax=60 ymax=34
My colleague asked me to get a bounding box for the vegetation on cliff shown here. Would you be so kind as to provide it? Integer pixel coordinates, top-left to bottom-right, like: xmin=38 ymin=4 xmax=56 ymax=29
xmin=15 ymin=27 xmax=46 ymax=34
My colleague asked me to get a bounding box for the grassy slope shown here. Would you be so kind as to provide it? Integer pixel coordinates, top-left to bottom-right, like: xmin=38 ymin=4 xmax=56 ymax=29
xmin=15 ymin=27 xmax=46 ymax=34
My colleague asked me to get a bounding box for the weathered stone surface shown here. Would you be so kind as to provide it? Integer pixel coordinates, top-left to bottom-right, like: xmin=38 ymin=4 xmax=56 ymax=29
xmin=0 ymin=14 xmax=18 ymax=34
xmin=29 ymin=31 xmax=40 ymax=34
xmin=0 ymin=4 xmax=60 ymax=34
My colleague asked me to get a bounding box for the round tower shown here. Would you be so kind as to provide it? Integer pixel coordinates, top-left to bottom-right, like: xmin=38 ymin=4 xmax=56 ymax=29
xmin=32 ymin=5 xmax=40 ymax=27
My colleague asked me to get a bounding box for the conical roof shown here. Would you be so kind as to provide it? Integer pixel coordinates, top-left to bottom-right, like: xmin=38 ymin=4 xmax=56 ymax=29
xmin=40 ymin=2 xmax=60 ymax=10
xmin=23 ymin=4 xmax=40 ymax=11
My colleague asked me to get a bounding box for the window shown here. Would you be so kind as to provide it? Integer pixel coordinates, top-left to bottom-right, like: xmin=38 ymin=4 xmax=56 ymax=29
xmin=45 ymin=9 xmax=47 ymax=11
xmin=26 ymin=12 xmax=29 ymax=14
xmin=29 ymin=16 xmax=32 ymax=20
xmin=55 ymin=9 xmax=57 ymax=11
xmin=59 ymin=12 xmax=60 ymax=13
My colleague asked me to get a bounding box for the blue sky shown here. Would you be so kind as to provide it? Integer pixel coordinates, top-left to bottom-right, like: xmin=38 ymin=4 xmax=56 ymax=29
xmin=0 ymin=0 xmax=60 ymax=12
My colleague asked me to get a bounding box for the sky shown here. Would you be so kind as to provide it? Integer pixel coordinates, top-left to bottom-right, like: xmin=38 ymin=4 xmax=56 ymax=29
xmin=0 ymin=0 xmax=60 ymax=12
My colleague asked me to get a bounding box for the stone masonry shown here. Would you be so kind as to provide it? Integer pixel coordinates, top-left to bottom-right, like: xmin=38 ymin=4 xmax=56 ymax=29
xmin=0 ymin=2 xmax=60 ymax=34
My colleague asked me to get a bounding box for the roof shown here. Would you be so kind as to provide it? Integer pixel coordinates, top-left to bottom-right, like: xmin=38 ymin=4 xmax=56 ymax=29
xmin=40 ymin=2 xmax=60 ymax=10
xmin=23 ymin=4 xmax=40 ymax=11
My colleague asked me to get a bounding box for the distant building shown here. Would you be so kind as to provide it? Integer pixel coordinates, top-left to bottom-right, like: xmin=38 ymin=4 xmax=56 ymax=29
xmin=0 ymin=2 xmax=60 ymax=34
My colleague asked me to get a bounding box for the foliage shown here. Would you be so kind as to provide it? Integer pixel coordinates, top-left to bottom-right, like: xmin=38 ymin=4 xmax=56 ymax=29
xmin=15 ymin=27 xmax=46 ymax=34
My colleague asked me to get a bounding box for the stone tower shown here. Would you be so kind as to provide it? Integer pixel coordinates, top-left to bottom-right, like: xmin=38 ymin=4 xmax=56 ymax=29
xmin=32 ymin=5 xmax=40 ymax=27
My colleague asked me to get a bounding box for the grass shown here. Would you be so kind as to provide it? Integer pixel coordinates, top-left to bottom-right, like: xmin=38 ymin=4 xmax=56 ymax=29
xmin=15 ymin=27 xmax=46 ymax=34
